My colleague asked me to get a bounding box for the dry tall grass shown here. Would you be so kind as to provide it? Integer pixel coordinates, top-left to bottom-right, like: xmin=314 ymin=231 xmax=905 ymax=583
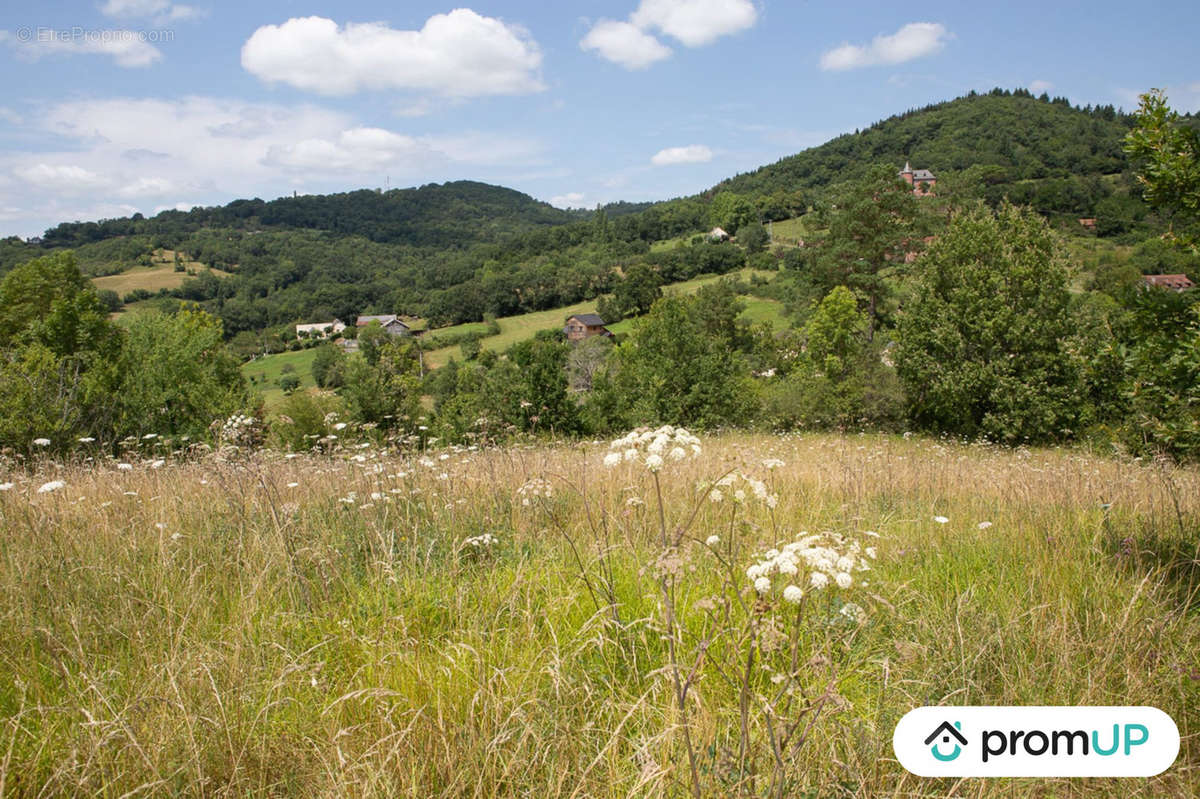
xmin=1 ymin=433 xmax=1197 ymax=797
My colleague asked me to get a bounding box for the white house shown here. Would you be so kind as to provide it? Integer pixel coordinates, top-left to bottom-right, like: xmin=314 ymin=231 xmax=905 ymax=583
xmin=296 ymin=319 xmax=346 ymax=338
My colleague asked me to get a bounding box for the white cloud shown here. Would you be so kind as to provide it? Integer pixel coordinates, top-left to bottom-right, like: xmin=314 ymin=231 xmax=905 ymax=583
xmin=1030 ymin=79 xmax=1054 ymax=94
xmin=115 ymin=176 xmax=176 ymax=198
xmin=580 ymin=20 xmax=671 ymax=70
xmin=265 ymin=128 xmax=430 ymax=172
xmin=651 ymin=144 xmax=713 ymax=166
xmin=1 ymin=28 xmax=163 ymax=68
xmin=630 ymin=0 xmax=757 ymax=48
xmin=582 ymin=0 xmax=755 ymax=69
xmin=99 ymin=0 xmax=202 ymax=23
xmin=820 ymin=22 xmax=950 ymax=71
xmin=0 ymin=95 xmax=546 ymax=236
xmin=550 ymin=192 xmax=585 ymax=208
xmin=241 ymin=11 xmax=544 ymax=97
xmin=13 ymin=163 xmax=111 ymax=193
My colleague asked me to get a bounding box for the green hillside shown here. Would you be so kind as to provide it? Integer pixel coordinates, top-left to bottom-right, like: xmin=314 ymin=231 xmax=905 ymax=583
xmin=0 ymin=88 xmax=1179 ymax=347
xmin=715 ymin=88 xmax=1131 ymax=199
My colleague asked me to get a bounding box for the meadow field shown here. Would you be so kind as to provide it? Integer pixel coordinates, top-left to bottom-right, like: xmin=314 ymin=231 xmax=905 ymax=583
xmin=0 ymin=432 xmax=1197 ymax=797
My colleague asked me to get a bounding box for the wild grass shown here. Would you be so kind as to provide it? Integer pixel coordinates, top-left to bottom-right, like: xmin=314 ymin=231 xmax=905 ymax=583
xmin=1 ymin=433 xmax=1197 ymax=797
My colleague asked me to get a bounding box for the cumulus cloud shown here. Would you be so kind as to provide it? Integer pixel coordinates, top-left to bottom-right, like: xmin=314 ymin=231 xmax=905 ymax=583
xmin=265 ymin=128 xmax=430 ymax=172
xmin=241 ymin=11 xmax=544 ymax=97
xmin=0 ymin=95 xmax=546 ymax=236
xmin=115 ymin=176 xmax=177 ymax=198
xmin=550 ymin=192 xmax=585 ymax=208
xmin=630 ymin=0 xmax=757 ymax=47
xmin=13 ymin=163 xmax=111 ymax=193
xmin=1 ymin=28 xmax=163 ymax=67
xmin=582 ymin=0 xmax=756 ymax=69
xmin=1029 ymin=79 xmax=1054 ymax=94
xmin=580 ymin=21 xmax=671 ymax=70
xmin=651 ymin=144 xmax=713 ymax=166
xmin=820 ymin=22 xmax=950 ymax=71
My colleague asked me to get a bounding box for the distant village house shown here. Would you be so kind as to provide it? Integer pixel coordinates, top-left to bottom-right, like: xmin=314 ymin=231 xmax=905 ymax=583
xmin=1078 ymin=218 xmax=1097 ymax=230
xmin=563 ymin=314 xmax=612 ymax=342
xmin=899 ymin=162 xmax=936 ymax=196
xmin=357 ymin=314 xmax=410 ymax=336
xmin=1142 ymin=274 xmax=1195 ymax=292
xmin=295 ymin=319 xmax=345 ymax=338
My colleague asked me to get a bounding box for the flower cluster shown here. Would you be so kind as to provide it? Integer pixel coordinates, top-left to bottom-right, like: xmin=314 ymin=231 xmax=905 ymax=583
xmin=516 ymin=477 xmax=553 ymax=506
xmin=603 ymin=425 xmax=702 ymax=472
xmin=745 ymin=533 xmax=876 ymax=605
xmin=707 ymin=472 xmax=778 ymax=508
xmin=463 ymin=533 xmax=498 ymax=548
xmin=218 ymin=413 xmax=262 ymax=448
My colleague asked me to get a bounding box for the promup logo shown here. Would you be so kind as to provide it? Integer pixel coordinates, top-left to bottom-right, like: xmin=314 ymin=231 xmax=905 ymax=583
xmin=894 ymin=707 xmax=1179 ymax=777
xmin=924 ymin=721 xmax=967 ymax=762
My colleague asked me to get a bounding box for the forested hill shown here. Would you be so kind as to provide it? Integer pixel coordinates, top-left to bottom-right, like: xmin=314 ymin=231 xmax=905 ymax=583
xmin=713 ymin=88 xmax=1134 ymax=204
xmin=1 ymin=88 xmax=1179 ymax=341
xmin=40 ymin=180 xmax=579 ymax=250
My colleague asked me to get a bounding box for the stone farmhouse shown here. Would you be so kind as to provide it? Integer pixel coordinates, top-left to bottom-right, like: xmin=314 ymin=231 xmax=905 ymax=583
xmin=356 ymin=314 xmax=410 ymax=336
xmin=899 ymin=162 xmax=936 ymax=196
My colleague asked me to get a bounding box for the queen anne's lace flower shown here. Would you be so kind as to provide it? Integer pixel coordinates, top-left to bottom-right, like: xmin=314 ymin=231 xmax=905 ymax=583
xmin=783 ymin=585 xmax=804 ymax=604
xmin=604 ymin=425 xmax=702 ymax=472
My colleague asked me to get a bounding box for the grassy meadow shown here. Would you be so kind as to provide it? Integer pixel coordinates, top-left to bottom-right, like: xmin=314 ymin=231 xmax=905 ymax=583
xmin=1 ymin=432 xmax=1197 ymax=797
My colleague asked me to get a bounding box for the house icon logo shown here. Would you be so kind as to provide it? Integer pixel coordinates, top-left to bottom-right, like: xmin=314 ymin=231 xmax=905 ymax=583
xmin=925 ymin=721 xmax=967 ymax=761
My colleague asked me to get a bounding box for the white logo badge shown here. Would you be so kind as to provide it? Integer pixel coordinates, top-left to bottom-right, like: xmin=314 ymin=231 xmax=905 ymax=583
xmin=894 ymin=706 xmax=1179 ymax=777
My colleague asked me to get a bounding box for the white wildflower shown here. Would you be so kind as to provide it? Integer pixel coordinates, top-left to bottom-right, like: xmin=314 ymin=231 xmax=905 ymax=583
xmin=783 ymin=585 xmax=804 ymax=604
xmin=840 ymin=602 xmax=866 ymax=624
xmin=0 ymin=482 xmax=13 ymax=491
xmin=78 ymin=437 xmax=95 ymax=443
xmin=754 ymin=576 xmax=771 ymax=594
xmin=809 ymin=572 xmax=829 ymax=590
xmin=705 ymin=535 xmax=720 ymax=547
xmin=708 ymin=488 xmax=723 ymax=503
xmin=762 ymin=458 xmax=785 ymax=470
xmin=865 ymin=546 xmax=877 ymax=559
xmin=117 ymin=463 xmax=133 ymax=471
xmin=933 ymin=516 xmax=949 ymax=524
xmin=603 ymin=452 xmax=622 ymax=468
xmin=150 ymin=459 xmax=165 ymax=469
xmin=835 ymin=572 xmax=853 ymax=589
xmin=32 ymin=438 xmax=50 ymax=447
xmin=644 ymin=453 xmax=664 ymax=472
xmin=37 ymin=480 xmax=65 ymax=494
xmin=287 ymin=482 xmax=299 ymax=488
xmin=142 ymin=433 xmax=157 ymax=440
xmin=978 ymin=521 xmax=993 ymax=530
xmin=668 ymin=446 xmax=686 ymax=461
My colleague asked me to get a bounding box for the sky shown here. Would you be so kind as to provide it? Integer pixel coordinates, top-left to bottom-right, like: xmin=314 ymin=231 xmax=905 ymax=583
xmin=0 ymin=1 xmax=1197 ymax=238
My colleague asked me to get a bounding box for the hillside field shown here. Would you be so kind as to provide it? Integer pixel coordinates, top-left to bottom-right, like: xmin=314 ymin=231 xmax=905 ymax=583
xmin=92 ymin=249 xmax=230 ymax=299
xmin=1 ymin=432 xmax=1196 ymax=796
xmin=243 ymin=269 xmax=788 ymax=409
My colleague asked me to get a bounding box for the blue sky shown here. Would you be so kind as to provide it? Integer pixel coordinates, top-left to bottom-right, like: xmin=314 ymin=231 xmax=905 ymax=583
xmin=1 ymin=0 xmax=1197 ymax=238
